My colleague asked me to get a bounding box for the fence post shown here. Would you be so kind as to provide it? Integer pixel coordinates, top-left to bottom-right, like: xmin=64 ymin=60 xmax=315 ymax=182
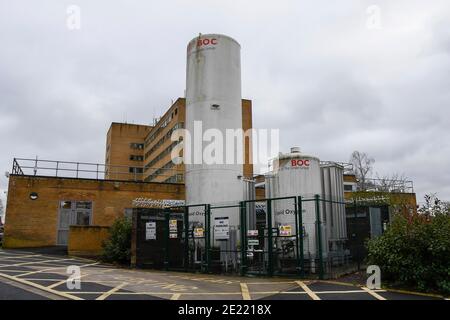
xmin=315 ymin=194 xmax=324 ymax=280
xmin=184 ymin=206 xmax=189 ymax=272
xmin=239 ymin=201 xmax=247 ymax=276
xmin=267 ymin=198 xmax=273 ymax=277
xmin=164 ymin=209 xmax=170 ymax=271
xmin=296 ymin=196 xmax=305 ymax=277
xmin=204 ymin=204 xmax=211 ymax=273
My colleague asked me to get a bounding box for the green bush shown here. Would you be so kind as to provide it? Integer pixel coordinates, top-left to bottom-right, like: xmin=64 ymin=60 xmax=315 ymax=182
xmin=101 ymin=217 xmax=132 ymax=265
xmin=367 ymin=211 xmax=450 ymax=294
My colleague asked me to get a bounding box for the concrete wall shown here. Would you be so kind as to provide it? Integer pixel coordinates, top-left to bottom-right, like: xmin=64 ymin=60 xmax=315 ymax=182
xmin=68 ymin=225 xmax=110 ymax=257
xmin=3 ymin=175 xmax=184 ymax=248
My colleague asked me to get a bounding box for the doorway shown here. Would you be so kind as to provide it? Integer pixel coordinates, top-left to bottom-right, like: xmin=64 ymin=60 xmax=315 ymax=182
xmin=57 ymin=201 xmax=93 ymax=245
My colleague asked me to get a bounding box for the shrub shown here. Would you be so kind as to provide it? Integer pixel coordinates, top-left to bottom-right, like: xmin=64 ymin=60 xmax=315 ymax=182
xmin=367 ymin=211 xmax=450 ymax=294
xmin=102 ymin=217 xmax=132 ymax=265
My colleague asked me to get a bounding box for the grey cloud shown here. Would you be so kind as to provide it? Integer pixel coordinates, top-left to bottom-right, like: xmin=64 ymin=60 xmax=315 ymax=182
xmin=1 ymin=0 xmax=450 ymax=209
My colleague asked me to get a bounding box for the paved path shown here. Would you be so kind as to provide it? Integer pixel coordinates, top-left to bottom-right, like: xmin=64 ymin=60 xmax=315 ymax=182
xmin=0 ymin=249 xmax=446 ymax=300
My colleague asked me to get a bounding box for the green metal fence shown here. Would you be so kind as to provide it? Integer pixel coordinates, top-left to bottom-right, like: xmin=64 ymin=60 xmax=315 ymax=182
xmin=138 ymin=194 xmax=359 ymax=279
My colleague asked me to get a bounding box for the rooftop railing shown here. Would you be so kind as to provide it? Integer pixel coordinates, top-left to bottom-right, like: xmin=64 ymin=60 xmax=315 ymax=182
xmin=11 ymin=157 xmax=183 ymax=182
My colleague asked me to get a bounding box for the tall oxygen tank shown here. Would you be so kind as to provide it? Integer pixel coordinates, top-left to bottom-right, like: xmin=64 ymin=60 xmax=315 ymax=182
xmin=185 ymin=34 xmax=244 ymax=235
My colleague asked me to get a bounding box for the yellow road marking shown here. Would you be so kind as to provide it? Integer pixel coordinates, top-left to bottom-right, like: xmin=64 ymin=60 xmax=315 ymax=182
xmin=245 ymin=281 xmax=296 ymax=285
xmin=96 ymin=282 xmax=128 ymax=300
xmin=317 ymin=280 xmax=361 ymax=287
xmin=171 ymin=293 xmax=182 ymax=300
xmin=4 ymin=258 xmax=74 ymax=268
xmin=361 ymin=286 xmax=387 ymax=300
xmin=296 ymin=281 xmax=320 ymax=300
xmin=0 ymin=272 xmax=82 ymax=300
xmin=17 ymin=262 xmax=99 ymax=277
xmin=46 ymin=272 xmax=90 ymax=289
xmin=0 ymin=254 xmax=43 ymax=260
xmin=240 ymin=283 xmax=251 ymax=300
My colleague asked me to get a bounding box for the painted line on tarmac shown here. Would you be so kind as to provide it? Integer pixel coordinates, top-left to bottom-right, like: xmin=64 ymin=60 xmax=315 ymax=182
xmin=296 ymin=281 xmax=320 ymax=300
xmin=16 ymin=261 xmax=100 ymax=277
xmin=46 ymin=271 xmax=91 ymax=289
xmin=317 ymin=280 xmax=362 ymax=287
xmin=240 ymin=283 xmax=251 ymax=300
xmin=0 ymin=254 xmax=44 ymax=260
xmin=383 ymin=287 xmax=448 ymax=300
xmin=0 ymin=272 xmax=83 ymax=300
xmin=96 ymin=282 xmax=128 ymax=300
xmin=246 ymin=281 xmax=296 ymax=285
xmin=361 ymin=286 xmax=386 ymax=300
xmin=2 ymin=258 xmax=75 ymax=268
xmin=171 ymin=293 xmax=182 ymax=300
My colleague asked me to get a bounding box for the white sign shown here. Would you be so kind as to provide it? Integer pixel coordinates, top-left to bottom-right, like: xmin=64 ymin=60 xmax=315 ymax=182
xmin=214 ymin=217 xmax=230 ymax=240
xmin=247 ymin=230 xmax=258 ymax=237
xmin=248 ymin=239 xmax=259 ymax=246
xmin=145 ymin=221 xmax=156 ymax=240
xmin=169 ymin=233 xmax=178 ymax=239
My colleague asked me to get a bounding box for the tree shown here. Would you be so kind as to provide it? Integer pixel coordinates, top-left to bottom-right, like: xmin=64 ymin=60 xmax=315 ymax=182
xmin=349 ymin=151 xmax=375 ymax=191
xmin=367 ymin=194 xmax=450 ymax=294
xmin=101 ymin=217 xmax=132 ymax=265
xmin=375 ymin=172 xmax=410 ymax=192
xmin=418 ymin=193 xmax=450 ymax=217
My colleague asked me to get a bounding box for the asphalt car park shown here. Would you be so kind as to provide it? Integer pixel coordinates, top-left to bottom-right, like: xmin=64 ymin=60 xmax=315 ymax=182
xmin=0 ymin=249 xmax=447 ymax=300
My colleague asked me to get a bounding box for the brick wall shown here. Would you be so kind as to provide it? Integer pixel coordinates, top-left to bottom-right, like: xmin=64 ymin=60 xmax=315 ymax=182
xmin=3 ymin=175 xmax=184 ymax=248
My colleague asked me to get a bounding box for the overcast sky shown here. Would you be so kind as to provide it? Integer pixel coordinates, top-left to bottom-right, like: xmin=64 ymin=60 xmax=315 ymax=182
xmin=1 ymin=0 xmax=449 ymax=213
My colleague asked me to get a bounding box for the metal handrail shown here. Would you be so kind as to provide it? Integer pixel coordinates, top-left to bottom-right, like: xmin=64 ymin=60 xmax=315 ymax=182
xmin=11 ymin=157 xmax=184 ymax=182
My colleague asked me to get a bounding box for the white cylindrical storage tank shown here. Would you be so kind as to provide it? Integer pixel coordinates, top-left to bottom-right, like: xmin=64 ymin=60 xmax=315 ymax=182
xmin=320 ymin=163 xmax=347 ymax=263
xmin=185 ymin=34 xmax=244 ymax=239
xmin=266 ymin=148 xmax=323 ymax=262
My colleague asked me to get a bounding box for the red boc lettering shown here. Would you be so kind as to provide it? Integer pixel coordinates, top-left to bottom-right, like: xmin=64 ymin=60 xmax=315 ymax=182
xmin=291 ymin=159 xmax=310 ymax=167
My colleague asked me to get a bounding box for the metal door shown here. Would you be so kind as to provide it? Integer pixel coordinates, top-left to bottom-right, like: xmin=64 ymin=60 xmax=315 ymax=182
xmin=57 ymin=201 xmax=92 ymax=245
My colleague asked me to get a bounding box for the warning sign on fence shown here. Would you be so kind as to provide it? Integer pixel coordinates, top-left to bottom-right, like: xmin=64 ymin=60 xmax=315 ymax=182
xmin=169 ymin=219 xmax=177 ymax=232
xmin=279 ymin=225 xmax=292 ymax=237
xmin=146 ymin=221 xmax=156 ymax=240
xmin=214 ymin=217 xmax=230 ymax=240
xmin=194 ymin=227 xmax=204 ymax=238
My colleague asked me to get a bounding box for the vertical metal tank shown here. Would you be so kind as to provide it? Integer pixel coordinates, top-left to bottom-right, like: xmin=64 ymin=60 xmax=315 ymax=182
xmin=266 ymin=147 xmax=322 ymax=261
xmin=320 ymin=163 xmax=347 ymax=258
xmin=185 ymin=34 xmax=244 ymax=232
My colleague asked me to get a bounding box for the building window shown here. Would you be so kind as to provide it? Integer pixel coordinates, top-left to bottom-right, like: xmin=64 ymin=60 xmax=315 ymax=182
xmin=130 ymin=143 xmax=144 ymax=150
xmin=76 ymin=211 xmax=91 ymax=226
xmin=130 ymin=155 xmax=144 ymax=161
xmin=129 ymin=167 xmax=143 ymax=174
xmin=344 ymin=184 xmax=354 ymax=191
xmin=76 ymin=202 xmax=92 ymax=209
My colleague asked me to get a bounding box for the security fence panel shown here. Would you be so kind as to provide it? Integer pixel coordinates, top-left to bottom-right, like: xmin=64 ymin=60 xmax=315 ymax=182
xmin=185 ymin=204 xmax=208 ymax=272
xmin=135 ymin=208 xmax=170 ymax=269
xmin=207 ymin=205 xmax=241 ymax=274
xmin=269 ymin=197 xmax=302 ymax=276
